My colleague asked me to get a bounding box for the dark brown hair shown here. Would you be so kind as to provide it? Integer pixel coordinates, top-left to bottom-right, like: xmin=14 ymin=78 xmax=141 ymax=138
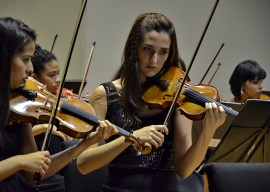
xmin=112 ymin=13 xmax=185 ymax=128
xmin=0 ymin=17 xmax=36 ymax=128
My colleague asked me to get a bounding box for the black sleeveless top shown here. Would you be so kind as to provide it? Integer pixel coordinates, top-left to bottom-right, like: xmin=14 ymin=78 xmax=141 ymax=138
xmin=0 ymin=123 xmax=65 ymax=192
xmin=0 ymin=123 xmax=26 ymax=192
xmin=102 ymin=82 xmax=175 ymax=171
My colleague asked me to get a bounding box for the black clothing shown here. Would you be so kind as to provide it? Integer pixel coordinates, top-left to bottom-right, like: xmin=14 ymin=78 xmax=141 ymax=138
xmin=0 ymin=123 xmax=65 ymax=192
xmin=101 ymin=82 xmax=180 ymax=192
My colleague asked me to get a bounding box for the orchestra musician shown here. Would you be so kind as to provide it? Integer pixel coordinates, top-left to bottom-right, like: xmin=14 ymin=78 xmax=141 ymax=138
xmin=228 ymin=60 xmax=267 ymax=103
xmin=0 ymin=17 xmax=118 ymax=192
xmin=76 ymin=13 xmax=227 ymax=191
xmin=31 ymin=44 xmax=72 ymax=140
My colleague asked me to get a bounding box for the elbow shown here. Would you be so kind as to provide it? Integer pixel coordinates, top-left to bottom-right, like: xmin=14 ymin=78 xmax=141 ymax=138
xmin=76 ymin=158 xmax=91 ymax=175
xmin=77 ymin=158 xmax=95 ymax=175
xmin=175 ymin=164 xmax=193 ymax=179
xmin=178 ymin=171 xmax=192 ymax=179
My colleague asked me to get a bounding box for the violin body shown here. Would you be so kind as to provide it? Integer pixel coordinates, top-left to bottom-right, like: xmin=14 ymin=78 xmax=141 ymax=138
xmin=10 ymin=77 xmax=95 ymax=138
xmin=260 ymin=93 xmax=270 ymax=100
xmin=142 ymin=66 xmax=238 ymax=120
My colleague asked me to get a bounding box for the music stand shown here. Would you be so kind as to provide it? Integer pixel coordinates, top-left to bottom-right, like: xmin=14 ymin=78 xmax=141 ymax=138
xmin=64 ymin=79 xmax=87 ymax=94
xmin=206 ymin=99 xmax=270 ymax=163
xmin=192 ymin=101 xmax=244 ymax=143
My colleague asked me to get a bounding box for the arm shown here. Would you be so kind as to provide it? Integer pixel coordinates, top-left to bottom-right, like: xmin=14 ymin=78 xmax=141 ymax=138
xmin=7 ymin=118 xmax=117 ymax=181
xmin=44 ymin=121 xmax=118 ymax=178
xmin=32 ymin=123 xmax=68 ymax=141
xmin=77 ymin=85 xmax=132 ymax=174
xmin=0 ymin=123 xmax=50 ymax=181
xmin=174 ymin=103 xmax=226 ymax=178
xmin=77 ymin=85 xmax=169 ymax=174
xmin=0 ymin=151 xmax=50 ymax=181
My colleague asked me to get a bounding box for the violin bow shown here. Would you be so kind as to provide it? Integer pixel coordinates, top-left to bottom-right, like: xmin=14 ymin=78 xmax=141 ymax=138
xmin=50 ymin=34 xmax=58 ymax=52
xmin=208 ymin=62 xmax=221 ymax=84
xmin=35 ymin=0 xmax=88 ymax=189
xmin=77 ymin=42 xmax=96 ymax=99
xmin=42 ymin=0 xmax=87 ymax=152
xmin=163 ymin=0 xmax=220 ymax=125
xmin=199 ymin=43 xmax=224 ymax=84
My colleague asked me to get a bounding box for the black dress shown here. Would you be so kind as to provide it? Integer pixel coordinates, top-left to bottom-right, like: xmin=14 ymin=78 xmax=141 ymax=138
xmin=101 ymin=82 xmax=181 ymax=192
xmin=0 ymin=123 xmax=28 ymax=191
xmin=0 ymin=123 xmax=65 ymax=192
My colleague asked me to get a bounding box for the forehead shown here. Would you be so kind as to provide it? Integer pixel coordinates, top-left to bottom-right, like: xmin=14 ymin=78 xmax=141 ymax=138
xmin=43 ymin=60 xmax=60 ymax=71
xmin=141 ymin=31 xmax=171 ymax=47
xmin=18 ymin=41 xmax=35 ymax=55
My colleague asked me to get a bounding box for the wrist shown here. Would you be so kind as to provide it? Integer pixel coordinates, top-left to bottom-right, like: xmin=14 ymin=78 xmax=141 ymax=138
xmin=67 ymin=146 xmax=77 ymax=160
xmin=13 ymin=155 xmax=25 ymax=171
xmin=124 ymin=130 xmax=134 ymax=143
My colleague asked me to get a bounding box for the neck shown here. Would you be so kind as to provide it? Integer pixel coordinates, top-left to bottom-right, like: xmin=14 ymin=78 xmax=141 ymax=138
xmin=239 ymin=94 xmax=249 ymax=103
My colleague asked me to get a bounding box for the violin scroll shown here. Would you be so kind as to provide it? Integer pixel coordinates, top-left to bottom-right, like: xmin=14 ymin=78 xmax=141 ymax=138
xmin=126 ymin=135 xmax=152 ymax=155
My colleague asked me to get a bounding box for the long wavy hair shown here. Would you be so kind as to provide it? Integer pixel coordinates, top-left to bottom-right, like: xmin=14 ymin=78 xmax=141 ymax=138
xmin=112 ymin=13 xmax=186 ymax=128
xmin=229 ymin=60 xmax=266 ymax=100
xmin=0 ymin=17 xmax=36 ymax=129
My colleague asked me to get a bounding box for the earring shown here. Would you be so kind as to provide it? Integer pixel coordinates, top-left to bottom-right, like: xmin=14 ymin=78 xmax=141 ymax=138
xmin=240 ymin=88 xmax=244 ymax=96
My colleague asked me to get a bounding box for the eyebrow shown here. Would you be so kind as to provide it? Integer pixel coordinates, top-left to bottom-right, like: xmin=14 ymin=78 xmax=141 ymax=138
xmin=144 ymin=44 xmax=170 ymax=50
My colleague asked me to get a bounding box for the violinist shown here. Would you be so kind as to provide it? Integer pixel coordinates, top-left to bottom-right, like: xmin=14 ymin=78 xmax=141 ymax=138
xmin=31 ymin=45 xmax=60 ymax=96
xmin=0 ymin=17 xmax=118 ymax=192
xmin=31 ymin=45 xmax=72 ymax=140
xmin=77 ymin=13 xmax=226 ymax=191
xmin=228 ymin=60 xmax=267 ymax=103
xmin=31 ymin=45 xmax=78 ymax=99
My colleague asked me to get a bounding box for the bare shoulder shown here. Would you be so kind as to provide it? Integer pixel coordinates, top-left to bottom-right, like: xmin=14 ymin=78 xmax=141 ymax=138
xmin=89 ymin=85 xmax=107 ymax=118
xmin=89 ymin=85 xmax=106 ymax=101
xmin=112 ymin=79 xmax=122 ymax=91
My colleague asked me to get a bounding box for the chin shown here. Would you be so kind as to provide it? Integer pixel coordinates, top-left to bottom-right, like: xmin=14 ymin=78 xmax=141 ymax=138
xmin=15 ymin=83 xmax=25 ymax=89
xmin=145 ymin=72 xmax=158 ymax=78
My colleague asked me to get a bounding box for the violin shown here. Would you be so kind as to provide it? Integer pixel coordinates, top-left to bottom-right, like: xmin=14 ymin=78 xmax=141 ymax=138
xmin=142 ymin=66 xmax=239 ymax=120
xmin=260 ymin=93 xmax=270 ymax=100
xmin=10 ymin=77 xmax=95 ymax=138
xmin=61 ymin=87 xmax=79 ymax=99
xmin=10 ymin=77 xmax=151 ymax=154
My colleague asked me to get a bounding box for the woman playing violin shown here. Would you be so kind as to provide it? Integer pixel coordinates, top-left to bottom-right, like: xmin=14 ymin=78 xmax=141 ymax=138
xmin=31 ymin=45 xmax=77 ymax=98
xmin=77 ymin=13 xmax=226 ymax=191
xmin=31 ymin=45 xmax=60 ymax=96
xmin=228 ymin=60 xmax=267 ymax=103
xmin=31 ymin=45 xmax=72 ymax=139
xmin=0 ymin=17 xmax=117 ymax=192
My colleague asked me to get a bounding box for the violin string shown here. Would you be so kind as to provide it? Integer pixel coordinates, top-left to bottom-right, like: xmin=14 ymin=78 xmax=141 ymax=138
xmin=188 ymin=88 xmax=238 ymax=116
xmin=185 ymin=88 xmax=235 ymax=115
xmin=183 ymin=88 xmax=238 ymax=116
xmin=60 ymin=101 xmax=131 ymax=137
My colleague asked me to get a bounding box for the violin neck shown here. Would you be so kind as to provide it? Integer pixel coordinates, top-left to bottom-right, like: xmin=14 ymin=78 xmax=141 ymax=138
xmin=61 ymin=101 xmax=131 ymax=137
xmin=183 ymin=87 xmax=239 ymax=117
